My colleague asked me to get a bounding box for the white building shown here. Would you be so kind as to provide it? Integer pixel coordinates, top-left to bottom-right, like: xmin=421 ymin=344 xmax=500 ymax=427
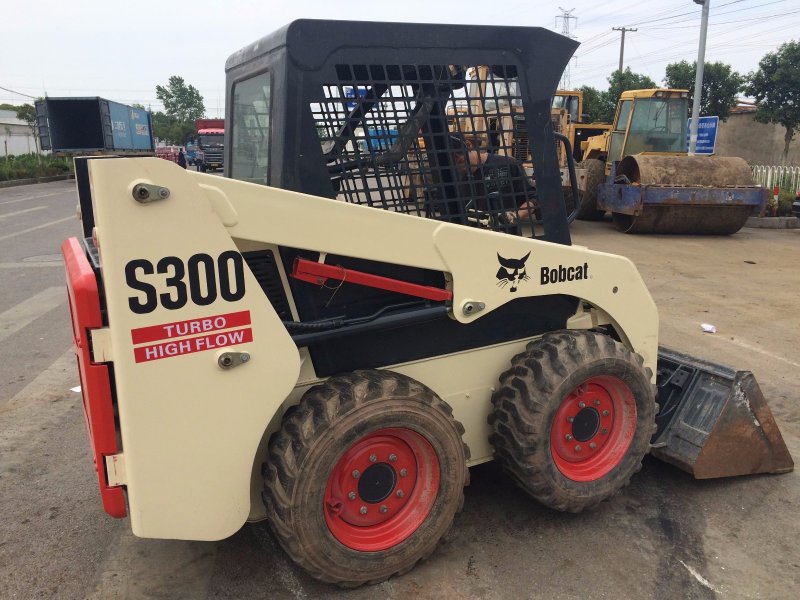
xmin=0 ymin=109 xmax=39 ymax=156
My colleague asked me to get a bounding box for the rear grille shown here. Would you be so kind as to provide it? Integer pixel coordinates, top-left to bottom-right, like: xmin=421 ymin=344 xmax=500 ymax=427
xmin=243 ymin=250 xmax=293 ymax=321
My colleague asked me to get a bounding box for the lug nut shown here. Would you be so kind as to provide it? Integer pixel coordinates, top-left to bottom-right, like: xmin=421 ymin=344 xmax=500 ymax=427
xmin=601 ymin=428 xmax=609 ymax=435
xmin=567 ymin=416 xmax=574 ymax=423
xmin=359 ymin=506 xmax=368 ymax=515
xmin=602 ymin=410 xmax=610 ymax=417
xmin=594 ymin=399 xmax=601 ymax=406
xmin=389 ymin=454 xmax=397 ymax=462
xmin=348 ymin=491 xmax=356 ymax=500
xmin=565 ymin=434 xmax=573 ymax=441
xmin=369 ymin=454 xmax=377 ymax=463
xmin=396 ymin=490 xmax=404 ymax=498
xmin=575 ymin=445 xmax=582 ymax=452
xmin=589 ymin=442 xmax=597 ymax=449
xmin=400 ymin=468 xmax=408 ymax=477
xmin=352 ymin=470 xmax=360 ymax=478
xmin=380 ymin=505 xmax=388 ymax=513
xmin=578 ymin=401 xmax=586 ymax=408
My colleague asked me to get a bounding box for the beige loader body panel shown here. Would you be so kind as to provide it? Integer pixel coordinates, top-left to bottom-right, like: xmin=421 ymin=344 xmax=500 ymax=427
xmin=88 ymin=158 xmax=658 ymax=539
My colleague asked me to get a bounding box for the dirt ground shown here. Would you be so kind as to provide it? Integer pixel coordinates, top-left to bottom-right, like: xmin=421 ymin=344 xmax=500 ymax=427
xmin=1 ymin=183 xmax=798 ymax=600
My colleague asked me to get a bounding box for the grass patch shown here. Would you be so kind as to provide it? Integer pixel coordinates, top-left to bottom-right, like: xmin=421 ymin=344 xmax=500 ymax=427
xmin=0 ymin=154 xmax=73 ymax=182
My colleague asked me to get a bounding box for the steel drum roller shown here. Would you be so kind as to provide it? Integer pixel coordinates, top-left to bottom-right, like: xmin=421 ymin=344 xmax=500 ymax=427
xmin=611 ymin=155 xmax=760 ymax=234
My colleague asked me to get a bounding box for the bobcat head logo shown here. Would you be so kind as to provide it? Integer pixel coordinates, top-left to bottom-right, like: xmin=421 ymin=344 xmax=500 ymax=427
xmin=496 ymin=251 xmax=531 ymax=293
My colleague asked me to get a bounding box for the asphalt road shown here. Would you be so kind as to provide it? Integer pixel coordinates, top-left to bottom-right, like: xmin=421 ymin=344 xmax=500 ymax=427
xmin=0 ymin=180 xmax=798 ymax=599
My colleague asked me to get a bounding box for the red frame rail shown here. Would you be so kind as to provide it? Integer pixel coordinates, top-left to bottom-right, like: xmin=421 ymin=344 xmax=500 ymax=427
xmin=291 ymin=258 xmax=452 ymax=302
xmin=62 ymin=237 xmax=126 ymax=518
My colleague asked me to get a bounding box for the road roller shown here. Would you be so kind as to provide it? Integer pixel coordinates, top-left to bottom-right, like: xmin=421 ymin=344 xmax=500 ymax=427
xmin=578 ymin=89 xmax=767 ymax=234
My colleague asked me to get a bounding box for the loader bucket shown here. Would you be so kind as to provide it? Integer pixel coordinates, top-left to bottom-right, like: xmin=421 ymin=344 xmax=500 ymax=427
xmin=650 ymin=347 xmax=793 ymax=479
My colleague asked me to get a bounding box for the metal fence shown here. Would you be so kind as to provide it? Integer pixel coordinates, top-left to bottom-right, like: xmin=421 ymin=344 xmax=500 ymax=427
xmin=752 ymin=165 xmax=800 ymax=192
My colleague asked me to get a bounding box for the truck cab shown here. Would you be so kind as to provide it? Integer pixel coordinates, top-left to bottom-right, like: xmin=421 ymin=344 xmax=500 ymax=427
xmin=195 ymin=118 xmax=224 ymax=171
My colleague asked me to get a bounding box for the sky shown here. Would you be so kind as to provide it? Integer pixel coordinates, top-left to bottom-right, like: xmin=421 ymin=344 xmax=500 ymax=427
xmin=1 ymin=0 xmax=797 ymax=118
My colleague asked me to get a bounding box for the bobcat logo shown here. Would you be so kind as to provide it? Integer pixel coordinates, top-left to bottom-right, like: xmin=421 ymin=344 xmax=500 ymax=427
xmin=496 ymin=252 xmax=531 ymax=293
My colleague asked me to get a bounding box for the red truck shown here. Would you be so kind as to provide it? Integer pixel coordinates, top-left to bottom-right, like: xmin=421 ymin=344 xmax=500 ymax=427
xmin=154 ymin=145 xmax=182 ymax=164
xmin=194 ymin=118 xmax=224 ymax=171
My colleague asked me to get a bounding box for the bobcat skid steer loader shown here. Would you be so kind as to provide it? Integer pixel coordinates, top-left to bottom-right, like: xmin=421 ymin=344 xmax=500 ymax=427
xmin=62 ymin=20 xmax=792 ymax=587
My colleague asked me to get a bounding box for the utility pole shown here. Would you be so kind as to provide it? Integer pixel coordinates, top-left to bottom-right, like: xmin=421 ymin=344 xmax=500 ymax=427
xmin=689 ymin=0 xmax=711 ymax=155
xmin=612 ymin=27 xmax=638 ymax=73
xmin=556 ymin=7 xmax=577 ymax=88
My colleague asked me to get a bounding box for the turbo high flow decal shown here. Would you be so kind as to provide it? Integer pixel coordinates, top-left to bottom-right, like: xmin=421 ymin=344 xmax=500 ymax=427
xmin=131 ymin=310 xmax=254 ymax=363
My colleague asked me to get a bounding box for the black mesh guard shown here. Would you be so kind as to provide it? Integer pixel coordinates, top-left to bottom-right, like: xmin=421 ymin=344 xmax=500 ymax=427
xmin=311 ymin=64 xmax=570 ymax=238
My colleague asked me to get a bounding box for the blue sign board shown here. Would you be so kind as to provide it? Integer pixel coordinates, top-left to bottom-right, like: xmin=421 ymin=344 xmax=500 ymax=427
xmin=686 ymin=116 xmax=719 ymax=155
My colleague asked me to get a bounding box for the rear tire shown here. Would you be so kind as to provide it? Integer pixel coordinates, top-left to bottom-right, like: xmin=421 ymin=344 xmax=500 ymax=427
xmin=263 ymin=370 xmax=468 ymax=587
xmin=576 ymin=158 xmax=606 ymax=221
xmin=489 ymin=330 xmax=655 ymax=512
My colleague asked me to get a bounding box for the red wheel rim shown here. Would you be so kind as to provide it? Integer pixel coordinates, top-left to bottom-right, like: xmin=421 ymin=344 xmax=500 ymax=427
xmin=323 ymin=427 xmax=440 ymax=551
xmin=550 ymin=375 xmax=637 ymax=482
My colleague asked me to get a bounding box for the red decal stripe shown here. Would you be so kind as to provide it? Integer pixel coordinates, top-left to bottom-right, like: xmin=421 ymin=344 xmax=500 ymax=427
xmin=134 ymin=327 xmax=253 ymax=363
xmin=131 ymin=310 xmax=251 ymax=344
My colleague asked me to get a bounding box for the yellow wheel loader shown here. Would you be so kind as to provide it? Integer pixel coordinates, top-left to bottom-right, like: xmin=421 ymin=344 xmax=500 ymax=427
xmin=446 ymin=80 xmax=608 ymax=214
xmin=577 ymin=88 xmax=766 ymax=233
xmin=61 ymin=21 xmax=791 ymax=587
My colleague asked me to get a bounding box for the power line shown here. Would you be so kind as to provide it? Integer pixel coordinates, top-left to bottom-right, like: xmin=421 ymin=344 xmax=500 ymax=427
xmin=0 ymin=85 xmax=37 ymax=99
xmin=627 ymin=0 xmax=787 ymax=29
xmin=570 ymin=9 xmax=798 ymax=88
xmin=647 ymin=3 xmax=795 ymax=30
xmin=577 ymin=4 xmax=793 ymax=68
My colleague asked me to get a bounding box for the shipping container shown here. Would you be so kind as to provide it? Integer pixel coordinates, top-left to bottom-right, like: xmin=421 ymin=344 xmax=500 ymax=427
xmin=35 ymin=97 xmax=154 ymax=153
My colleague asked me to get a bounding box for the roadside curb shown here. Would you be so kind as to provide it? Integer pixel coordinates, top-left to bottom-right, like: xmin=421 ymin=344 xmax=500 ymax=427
xmin=0 ymin=174 xmax=75 ymax=189
xmin=745 ymin=216 xmax=800 ymax=229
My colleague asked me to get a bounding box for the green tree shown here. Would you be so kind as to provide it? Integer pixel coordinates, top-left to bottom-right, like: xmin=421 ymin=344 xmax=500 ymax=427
xmin=664 ymin=60 xmax=742 ymax=121
xmin=578 ymin=85 xmax=605 ymax=122
xmin=151 ymin=111 xmax=196 ymax=145
xmin=155 ymin=76 xmax=205 ymax=122
xmin=15 ymin=104 xmax=40 ymax=152
xmin=745 ymin=41 xmax=800 ymax=164
xmin=602 ymin=68 xmax=657 ymax=122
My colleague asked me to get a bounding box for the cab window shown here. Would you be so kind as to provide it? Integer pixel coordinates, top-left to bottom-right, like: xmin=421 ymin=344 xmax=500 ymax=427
xmin=230 ymin=72 xmax=271 ymax=184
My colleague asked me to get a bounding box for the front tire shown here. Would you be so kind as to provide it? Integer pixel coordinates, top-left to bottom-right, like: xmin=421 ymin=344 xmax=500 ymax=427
xmin=263 ymin=370 xmax=468 ymax=587
xmin=489 ymin=330 xmax=655 ymax=512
